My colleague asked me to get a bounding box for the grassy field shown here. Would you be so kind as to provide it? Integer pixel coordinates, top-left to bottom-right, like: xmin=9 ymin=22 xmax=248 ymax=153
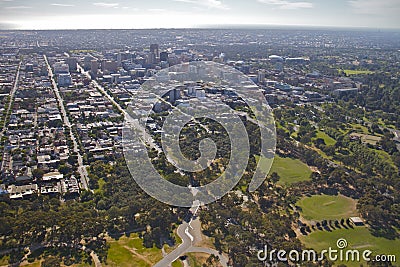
xmin=299 ymin=227 xmax=400 ymax=267
xmin=373 ymin=149 xmax=397 ymax=168
xmin=267 ymin=155 xmax=312 ymax=185
xmin=316 ymin=130 xmax=336 ymax=146
xmin=25 ymin=262 xmax=42 ymax=267
xmin=0 ymin=255 xmax=94 ymax=267
xmin=0 ymin=258 xmax=92 ymax=267
xmin=350 ymin=123 xmax=370 ymax=134
xmin=105 ymin=234 xmax=163 ymax=267
xmin=350 ymin=133 xmax=381 ymax=145
xmin=341 ymin=69 xmax=374 ymax=75
xmin=171 ymin=260 xmax=183 ymax=267
xmin=186 ymin=253 xmax=210 ymax=267
xmin=0 ymin=255 xmax=10 ymax=266
xmin=297 ymin=194 xmax=358 ymax=221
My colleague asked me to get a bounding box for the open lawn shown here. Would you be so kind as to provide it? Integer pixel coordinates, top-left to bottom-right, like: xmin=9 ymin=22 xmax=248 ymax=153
xmin=105 ymin=234 xmax=163 ymax=267
xmin=25 ymin=262 xmax=42 ymax=267
xmin=299 ymin=227 xmax=400 ymax=267
xmin=350 ymin=123 xmax=370 ymax=135
xmin=350 ymin=133 xmax=381 ymax=145
xmin=186 ymin=253 xmax=210 ymax=267
xmin=341 ymin=69 xmax=374 ymax=75
xmin=0 ymin=255 xmax=10 ymax=266
xmin=297 ymin=194 xmax=358 ymax=221
xmin=315 ymin=130 xmax=336 ymax=146
xmin=266 ymin=155 xmax=312 ymax=185
xmin=171 ymin=260 xmax=183 ymax=267
xmin=0 ymin=255 xmax=93 ymax=267
xmin=373 ymin=149 xmax=397 ymax=168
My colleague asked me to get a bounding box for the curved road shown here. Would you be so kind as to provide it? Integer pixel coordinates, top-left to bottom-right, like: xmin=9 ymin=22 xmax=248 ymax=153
xmin=154 ymin=211 xmax=229 ymax=267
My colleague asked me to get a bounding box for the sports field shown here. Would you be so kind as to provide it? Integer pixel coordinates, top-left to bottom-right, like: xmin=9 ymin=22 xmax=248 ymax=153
xmin=341 ymin=69 xmax=374 ymax=75
xmin=297 ymin=194 xmax=357 ymax=221
xmin=299 ymin=227 xmax=400 ymax=267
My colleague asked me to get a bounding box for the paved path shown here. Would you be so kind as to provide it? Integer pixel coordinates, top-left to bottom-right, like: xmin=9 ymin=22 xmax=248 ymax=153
xmin=154 ymin=206 xmax=229 ymax=267
xmin=90 ymin=251 xmax=102 ymax=267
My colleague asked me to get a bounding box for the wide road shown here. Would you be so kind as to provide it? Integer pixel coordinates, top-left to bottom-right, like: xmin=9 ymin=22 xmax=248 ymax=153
xmin=0 ymin=61 xmax=21 ymax=172
xmin=77 ymin=64 xmax=161 ymax=153
xmin=0 ymin=61 xmax=21 ymax=139
xmin=44 ymin=55 xmax=89 ymax=190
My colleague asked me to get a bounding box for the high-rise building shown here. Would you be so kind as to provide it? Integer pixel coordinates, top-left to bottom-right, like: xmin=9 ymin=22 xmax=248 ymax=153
xmin=258 ymin=71 xmax=265 ymax=83
xmin=102 ymin=60 xmax=118 ymax=73
xmin=54 ymin=63 xmax=70 ymax=74
xmin=58 ymin=73 xmax=72 ymax=87
xmin=160 ymin=51 xmax=168 ymax=62
xmin=150 ymin=44 xmax=159 ymax=58
xmin=169 ymin=89 xmax=180 ymax=103
xmin=65 ymin=57 xmax=78 ymax=72
xmin=83 ymin=56 xmax=95 ymax=70
xmin=117 ymin=53 xmax=122 ymax=67
xmin=90 ymin=60 xmax=99 ymax=73
xmin=25 ymin=64 xmax=34 ymax=72
xmin=147 ymin=53 xmax=157 ymax=65
xmin=148 ymin=44 xmax=160 ymax=64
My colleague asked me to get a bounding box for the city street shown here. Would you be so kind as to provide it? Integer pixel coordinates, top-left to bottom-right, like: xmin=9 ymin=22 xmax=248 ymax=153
xmin=44 ymin=55 xmax=89 ymax=190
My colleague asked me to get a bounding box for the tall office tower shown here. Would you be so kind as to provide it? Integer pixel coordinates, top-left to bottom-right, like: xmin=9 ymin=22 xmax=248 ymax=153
xmin=169 ymin=89 xmax=180 ymax=103
xmin=83 ymin=55 xmax=95 ymax=70
xmin=117 ymin=53 xmax=122 ymax=67
xmin=101 ymin=60 xmax=118 ymax=73
xmin=147 ymin=53 xmax=157 ymax=65
xmin=150 ymin=44 xmax=159 ymax=58
xmin=65 ymin=57 xmax=78 ymax=72
xmin=160 ymin=51 xmax=168 ymax=62
xmin=90 ymin=60 xmax=99 ymax=73
xmin=258 ymin=71 xmax=265 ymax=83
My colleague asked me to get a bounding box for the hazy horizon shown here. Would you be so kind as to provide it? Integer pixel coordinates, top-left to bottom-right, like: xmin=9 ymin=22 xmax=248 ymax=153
xmin=1 ymin=24 xmax=400 ymax=31
xmin=0 ymin=0 xmax=399 ymax=30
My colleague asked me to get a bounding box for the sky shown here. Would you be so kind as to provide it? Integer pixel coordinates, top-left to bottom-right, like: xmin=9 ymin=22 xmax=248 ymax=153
xmin=0 ymin=0 xmax=399 ymax=30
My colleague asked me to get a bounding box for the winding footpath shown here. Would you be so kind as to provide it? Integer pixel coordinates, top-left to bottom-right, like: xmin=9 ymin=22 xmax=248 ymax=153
xmin=154 ymin=206 xmax=229 ymax=267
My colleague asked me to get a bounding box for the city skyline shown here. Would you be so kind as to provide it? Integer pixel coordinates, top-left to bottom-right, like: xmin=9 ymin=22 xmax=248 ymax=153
xmin=0 ymin=0 xmax=399 ymax=30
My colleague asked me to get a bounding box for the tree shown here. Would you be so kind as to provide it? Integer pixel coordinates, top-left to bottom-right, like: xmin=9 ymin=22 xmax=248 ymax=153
xmin=203 ymin=254 xmax=220 ymax=267
xmin=32 ymin=168 xmax=45 ymax=179
xmin=58 ymin=164 xmax=71 ymax=175
xmin=269 ymin=172 xmax=280 ymax=184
